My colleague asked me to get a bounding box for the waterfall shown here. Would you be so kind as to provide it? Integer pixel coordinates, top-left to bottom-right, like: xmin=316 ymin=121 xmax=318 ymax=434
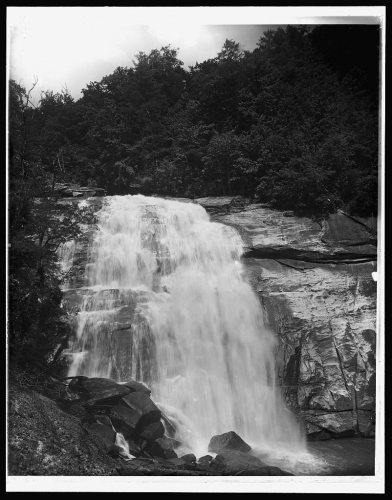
xmin=66 ymin=195 xmax=305 ymax=457
xmin=57 ymin=240 xmax=76 ymax=290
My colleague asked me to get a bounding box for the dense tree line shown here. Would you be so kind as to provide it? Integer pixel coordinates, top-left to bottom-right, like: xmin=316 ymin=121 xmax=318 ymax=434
xmin=8 ymin=25 xmax=380 ymax=365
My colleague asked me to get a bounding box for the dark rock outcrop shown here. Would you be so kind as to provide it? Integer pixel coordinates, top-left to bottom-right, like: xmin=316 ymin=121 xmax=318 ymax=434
xmin=208 ymin=431 xmax=251 ymax=454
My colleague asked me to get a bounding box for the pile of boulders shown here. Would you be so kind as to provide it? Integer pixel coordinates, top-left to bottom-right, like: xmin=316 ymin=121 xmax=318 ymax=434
xmin=66 ymin=376 xmax=293 ymax=475
xmin=67 ymin=376 xmax=179 ymax=460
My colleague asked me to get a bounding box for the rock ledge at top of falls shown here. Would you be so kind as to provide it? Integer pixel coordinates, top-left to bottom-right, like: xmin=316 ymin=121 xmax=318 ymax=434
xmin=193 ymin=197 xmax=377 ymax=263
xmin=39 ymin=182 xmax=106 ymax=198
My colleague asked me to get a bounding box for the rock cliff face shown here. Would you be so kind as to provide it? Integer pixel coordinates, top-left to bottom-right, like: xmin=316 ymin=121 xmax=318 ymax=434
xmin=60 ymin=196 xmax=377 ymax=441
xmin=195 ymin=197 xmax=377 ymax=440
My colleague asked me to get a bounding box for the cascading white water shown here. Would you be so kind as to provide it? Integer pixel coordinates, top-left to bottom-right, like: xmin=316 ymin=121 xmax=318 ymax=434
xmin=67 ymin=195 xmax=306 ymax=458
xmin=57 ymin=240 xmax=76 ymax=290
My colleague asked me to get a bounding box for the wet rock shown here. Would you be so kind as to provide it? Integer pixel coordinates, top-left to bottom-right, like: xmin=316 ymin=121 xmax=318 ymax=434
xmin=110 ymin=405 xmax=141 ymax=439
xmin=208 ymin=431 xmax=251 ymax=453
xmin=148 ymin=437 xmax=178 ymax=459
xmin=122 ymin=380 xmax=151 ymax=397
xmin=122 ymin=392 xmax=161 ymax=425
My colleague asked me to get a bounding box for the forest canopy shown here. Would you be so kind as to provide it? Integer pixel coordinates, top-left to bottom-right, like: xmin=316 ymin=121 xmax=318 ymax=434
xmin=9 ymin=25 xmax=380 ymax=215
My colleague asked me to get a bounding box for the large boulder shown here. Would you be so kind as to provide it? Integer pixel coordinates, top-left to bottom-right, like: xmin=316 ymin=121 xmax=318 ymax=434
xmin=122 ymin=392 xmax=161 ymax=425
xmin=208 ymin=431 xmax=251 ymax=454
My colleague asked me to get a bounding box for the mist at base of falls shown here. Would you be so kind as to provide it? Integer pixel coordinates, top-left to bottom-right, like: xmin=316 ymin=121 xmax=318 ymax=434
xmin=65 ymin=195 xmax=306 ymax=458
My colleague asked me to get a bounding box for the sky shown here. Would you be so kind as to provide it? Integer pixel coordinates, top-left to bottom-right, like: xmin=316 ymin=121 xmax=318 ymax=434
xmin=7 ymin=7 xmax=383 ymax=104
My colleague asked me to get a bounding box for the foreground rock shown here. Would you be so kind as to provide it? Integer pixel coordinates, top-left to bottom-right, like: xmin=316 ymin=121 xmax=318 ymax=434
xmin=208 ymin=431 xmax=251 ymax=453
xmin=8 ymin=372 xmax=297 ymax=476
xmin=8 ymin=381 xmax=119 ymax=475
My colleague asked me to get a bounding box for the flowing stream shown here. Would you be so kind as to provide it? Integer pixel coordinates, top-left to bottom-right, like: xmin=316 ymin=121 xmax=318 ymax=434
xmin=65 ymin=195 xmax=306 ymax=459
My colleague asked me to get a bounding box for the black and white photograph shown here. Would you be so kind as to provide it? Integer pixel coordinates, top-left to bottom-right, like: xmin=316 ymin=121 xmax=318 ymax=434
xmin=6 ymin=6 xmax=385 ymax=493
